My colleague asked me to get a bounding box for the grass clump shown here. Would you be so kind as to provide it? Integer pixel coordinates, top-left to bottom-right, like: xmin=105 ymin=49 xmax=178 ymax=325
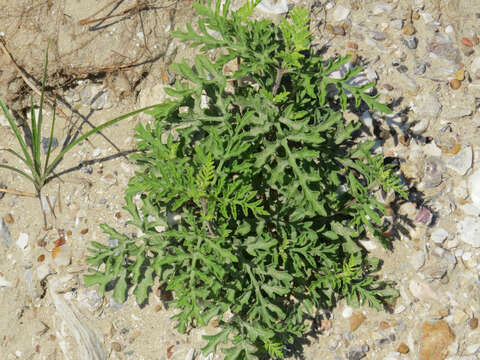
xmin=85 ymin=1 xmax=407 ymax=359
xmin=0 ymin=46 xmax=155 ymax=225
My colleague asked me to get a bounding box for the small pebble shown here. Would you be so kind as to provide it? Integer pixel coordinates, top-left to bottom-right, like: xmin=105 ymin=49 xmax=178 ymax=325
xmin=379 ymin=321 xmax=390 ymax=329
xmin=402 ymin=23 xmax=416 ymax=36
xmin=41 ymin=137 xmax=58 ymax=155
xmin=397 ymin=343 xmax=409 ymax=354
xmin=80 ymin=228 xmax=89 ymax=235
xmin=414 ymin=63 xmax=427 ymax=75
xmin=455 ymin=68 xmax=465 ymax=81
xmin=450 ymin=79 xmax=461 ymax=89
xmin=349 ymin=312 xmax=366 ymax=332
xmin=473 ymin=34 xmax=479 ymax=45
xmin=396 ymin=65 xmax=408 ymax=73
xmin=431 ymin=228 xmax=448 ymax=244
xmin=404 ymin=36 xmax=418 ymax=49
xmin=461 ymin=37 xmax=473 ymax=47
xmin=4 ymin=214 xmax=13 ymax=224
xmin=469 ymin=317 xmax=479 ymax=330
xmin=332 ymin=25 xmax=346 ymax=36
xmin=112 ymin=342 xmax=122 ymax=352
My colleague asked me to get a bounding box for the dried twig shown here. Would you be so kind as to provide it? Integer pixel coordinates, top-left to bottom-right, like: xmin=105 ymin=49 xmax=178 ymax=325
xmin=0 ymin=188 xmax=37 ymax=197
xmin=0 ymin=38 xmax=69 ymax=119
xmin=78 ymin=1 xmax=150 ymax=26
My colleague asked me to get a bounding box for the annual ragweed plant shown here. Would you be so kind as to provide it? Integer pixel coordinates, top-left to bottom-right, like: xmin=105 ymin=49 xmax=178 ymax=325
xmin=85 ymin=1 xmax=406 ymax=359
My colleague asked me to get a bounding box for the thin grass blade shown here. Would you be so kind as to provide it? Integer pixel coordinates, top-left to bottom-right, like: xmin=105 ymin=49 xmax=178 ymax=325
xmin=0 ymin=164 xmax=36 ymax=183
xmin=0 ymin=99 xmax=35 ymax=170
xmin=35 ymin=44 xmax=49 ymax=177
xmin=43 ymin=99 xmax=57 ymax=176
xmin=0 ymin=148 xmax=30 ymax=166
xmin=45 ymin=105 xmax=159 ymax=176
xmin=29 ymin=96 xmax=42 ymax=176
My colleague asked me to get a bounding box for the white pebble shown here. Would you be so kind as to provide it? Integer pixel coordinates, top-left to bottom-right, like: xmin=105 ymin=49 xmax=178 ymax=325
xmin=342 ymin=306 xmax=353 ymax=318
xmin=445 ymin=25 xmax=454 ymax=33
xmin=431 ymin=228 xmax=448 ymax=244
xmin=36 ymin=263 xmax=50 ymax=281
xmin=332 ymin=5 xmax=350 ymax=22
xmin=325 ymin=1 xmax=335 ymax=10
xmin=0 ymin=275 xmax=12 ymax=287
xmin=16 ymin=233 xmax=29 ymax=250
xmin=466 ymin=344 xmax=480 ymax=355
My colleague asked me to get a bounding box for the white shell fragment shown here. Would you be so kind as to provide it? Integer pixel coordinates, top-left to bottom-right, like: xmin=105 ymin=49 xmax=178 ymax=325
xmin=257 ymin=0 xmax=288 ymax=14
xmin=457 ymin=217 xmax=480 ymax=248
xmin=332 ymin=5 xmax=350 ymax=22
xmin=446 ymin=146 xmax=472 ymax=175
xmin=0 ymin=275 xmax=12 ymax=287
xmin=16 ymin=233 xmax=29 ymax=250
xmin=469 ymin=169 xmax=480 ymax=208
xmin=431 ymin=228 xmax=448 ymax=244
xmin=49 ymin=276 xmax=106 ymax=360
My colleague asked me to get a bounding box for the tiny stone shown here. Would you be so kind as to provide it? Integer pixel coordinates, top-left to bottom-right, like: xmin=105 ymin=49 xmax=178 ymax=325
xmin=431 ymin=228 xmax=448 ymax=244
xmin=447 ymin=146 xmax=472 ymax=175
xmin=414 ymin=63 xmax=427 ymax=75
xmin=348 ymin=346 xmax=367 ymax=360
xmin=461 ymin=37 xmax=473 ymax=47
xmin=41 ymin=137 xmax=58 ymax=154
xmin=455 ymin=68 xmax=465 ymax=81
xmin=4 ymin=214 xmax=13 ymax=224
xmin=469 ymin=317 xmax=478 ymax=330
xmin=390 ymin=19 xmax=403 ymax=30
xmin=450 ymin=79 xmax=461 ymax=89
xmin=332 ymin=5 xmax=350 ymax=22
xmin=80 ymin=228 xmax=89 ymax=235
xmin=396 ymin=65 xmax=408 ymax=73
xmin=16 ymin=233 xmax=29 ymax=250
xmin=397 ymin=343 xmax=409 ymax=354
xmin=371 ymin=31 xmax=386 ymax=41
xmin=415 ymin=207 xmax=433 ymax=226
xmin=379 ymin=321 xmax=390 ymax=329
xmin=402 ymin=22 xmax=416 ymax=36
xmin=112 ymin=342 xmax=122 ymax=352
xmin=411 ymin=250 xmax=426 ymax=270
xmin=349 ymin=312 xmax=366 ymax=332
xmin=332 ymin=25 xmax=346 ymax=36
xmin=404 ymin=36 xmax=418 ymax=49
xmin=81 ymin=165 xmax=93 ymax=174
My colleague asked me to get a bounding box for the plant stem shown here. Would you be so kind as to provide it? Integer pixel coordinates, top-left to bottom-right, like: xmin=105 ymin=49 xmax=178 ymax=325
xmin=36 ymin=189 xmax=47 ymax=227
xmin=272 ymin=66 xmax=286 ymax=96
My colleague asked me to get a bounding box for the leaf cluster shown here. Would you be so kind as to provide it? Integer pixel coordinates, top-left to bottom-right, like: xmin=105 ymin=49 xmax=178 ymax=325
xmin=85 ymin=2 xmax=406 ymax=359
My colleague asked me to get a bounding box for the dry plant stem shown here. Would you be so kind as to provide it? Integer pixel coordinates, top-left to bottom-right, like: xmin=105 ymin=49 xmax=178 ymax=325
xmin=272 ymin=66 xmax=286 ymax=96
xmin=0 ymin=38 xmax=68 ymax=119
xmin=0 ymin=188 xmax=37 ymax=197
xmin=78 ymin=0 xmax=150 ymax=26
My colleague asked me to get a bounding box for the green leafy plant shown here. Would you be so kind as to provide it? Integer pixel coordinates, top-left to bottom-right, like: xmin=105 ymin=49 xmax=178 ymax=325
xmin=85 ymin=1 xmax=407 ymax=359
xmin=0 ymin=46 xmax=156 ymax=225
